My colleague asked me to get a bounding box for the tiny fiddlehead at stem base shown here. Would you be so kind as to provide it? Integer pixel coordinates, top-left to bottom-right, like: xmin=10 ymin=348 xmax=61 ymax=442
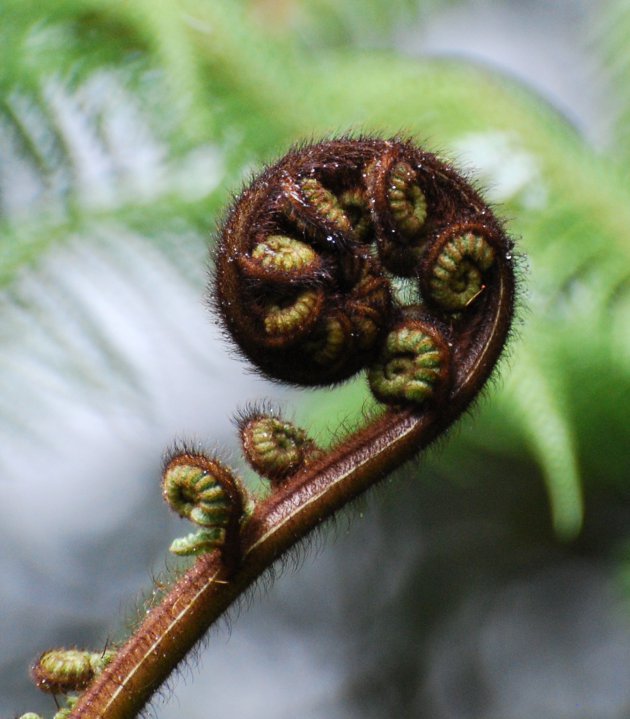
xmin=27 ymin=137 xmax=515 ymax=719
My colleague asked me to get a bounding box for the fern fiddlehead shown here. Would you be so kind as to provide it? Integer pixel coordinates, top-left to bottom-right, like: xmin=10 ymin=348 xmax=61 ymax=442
xmin=31 ymin=649 xmax=115 ymax=695
xmin=161 ymin=451 xmax=246 ymax=559
xmin=21 ymin=137 xmax=516 ymax=719
xmin=239 ymin=411 xmax=323 ymax=482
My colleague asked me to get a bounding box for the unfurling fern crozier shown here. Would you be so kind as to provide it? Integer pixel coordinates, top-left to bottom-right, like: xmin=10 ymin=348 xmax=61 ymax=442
xmin=21 ymin=137 xmax=516 ymax=719
xmin=215 ymin=137 xmax=514 ymax=407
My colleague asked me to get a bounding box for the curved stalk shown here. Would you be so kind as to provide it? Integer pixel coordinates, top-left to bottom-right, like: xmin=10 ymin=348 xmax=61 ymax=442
xmin=8 ymin=137 xmax=517 ymax=719
xmin=68 ymin=257 xmax=513 ymax=719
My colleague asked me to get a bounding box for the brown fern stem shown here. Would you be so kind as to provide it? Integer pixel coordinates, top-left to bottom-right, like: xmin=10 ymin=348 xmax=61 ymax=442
xmin=52 ymin=137 xmax=517 ymax=719
xmin=69 ymin=265 xmax=512 ymax=719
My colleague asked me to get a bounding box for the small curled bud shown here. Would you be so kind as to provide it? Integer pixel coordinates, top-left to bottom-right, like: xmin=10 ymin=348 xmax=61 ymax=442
xmin=368 ymin=316 xmax=451 ymax=405
xmin=298 ymin=177 xmax=353 ymax=235
xmin=338 ymin=188 xmax=372 ymax=242
xmin=421 ymin=224 xmax=496 ymax=312
xmin=240 ymin=414 xmax=322 ymax=482
xmin=304 ymin=312 xmax=351 ymax=368
xmin=387 ymin=161 xmax=428 ymax=237
xmin=162 ymin=452 xmax=244 ymax=558
xmin=253 ymin=235 xmax=319 ymax=273
xmin=365 ymin=149 xmax=431 ymax=276
xmin=31 ymin=649 xmax=114 ymax=694
xmin=238 ymin=234 xmax=324 ymax=283
xmin=261 ymin=288 xmax=325 ymax=344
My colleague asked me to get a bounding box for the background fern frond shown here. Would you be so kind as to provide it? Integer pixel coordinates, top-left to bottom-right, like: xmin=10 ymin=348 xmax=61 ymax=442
xmin=596 ymin=0 xmax=630 ymax=166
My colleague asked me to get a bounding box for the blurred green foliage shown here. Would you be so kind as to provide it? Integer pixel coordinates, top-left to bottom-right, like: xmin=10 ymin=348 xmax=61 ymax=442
xmin=0 ymin=0 xmax=628 ymax=556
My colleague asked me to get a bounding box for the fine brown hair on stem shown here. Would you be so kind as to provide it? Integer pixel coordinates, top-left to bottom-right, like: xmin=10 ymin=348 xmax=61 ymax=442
xmin=23 ymin=136 xmax=516 ymax=719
